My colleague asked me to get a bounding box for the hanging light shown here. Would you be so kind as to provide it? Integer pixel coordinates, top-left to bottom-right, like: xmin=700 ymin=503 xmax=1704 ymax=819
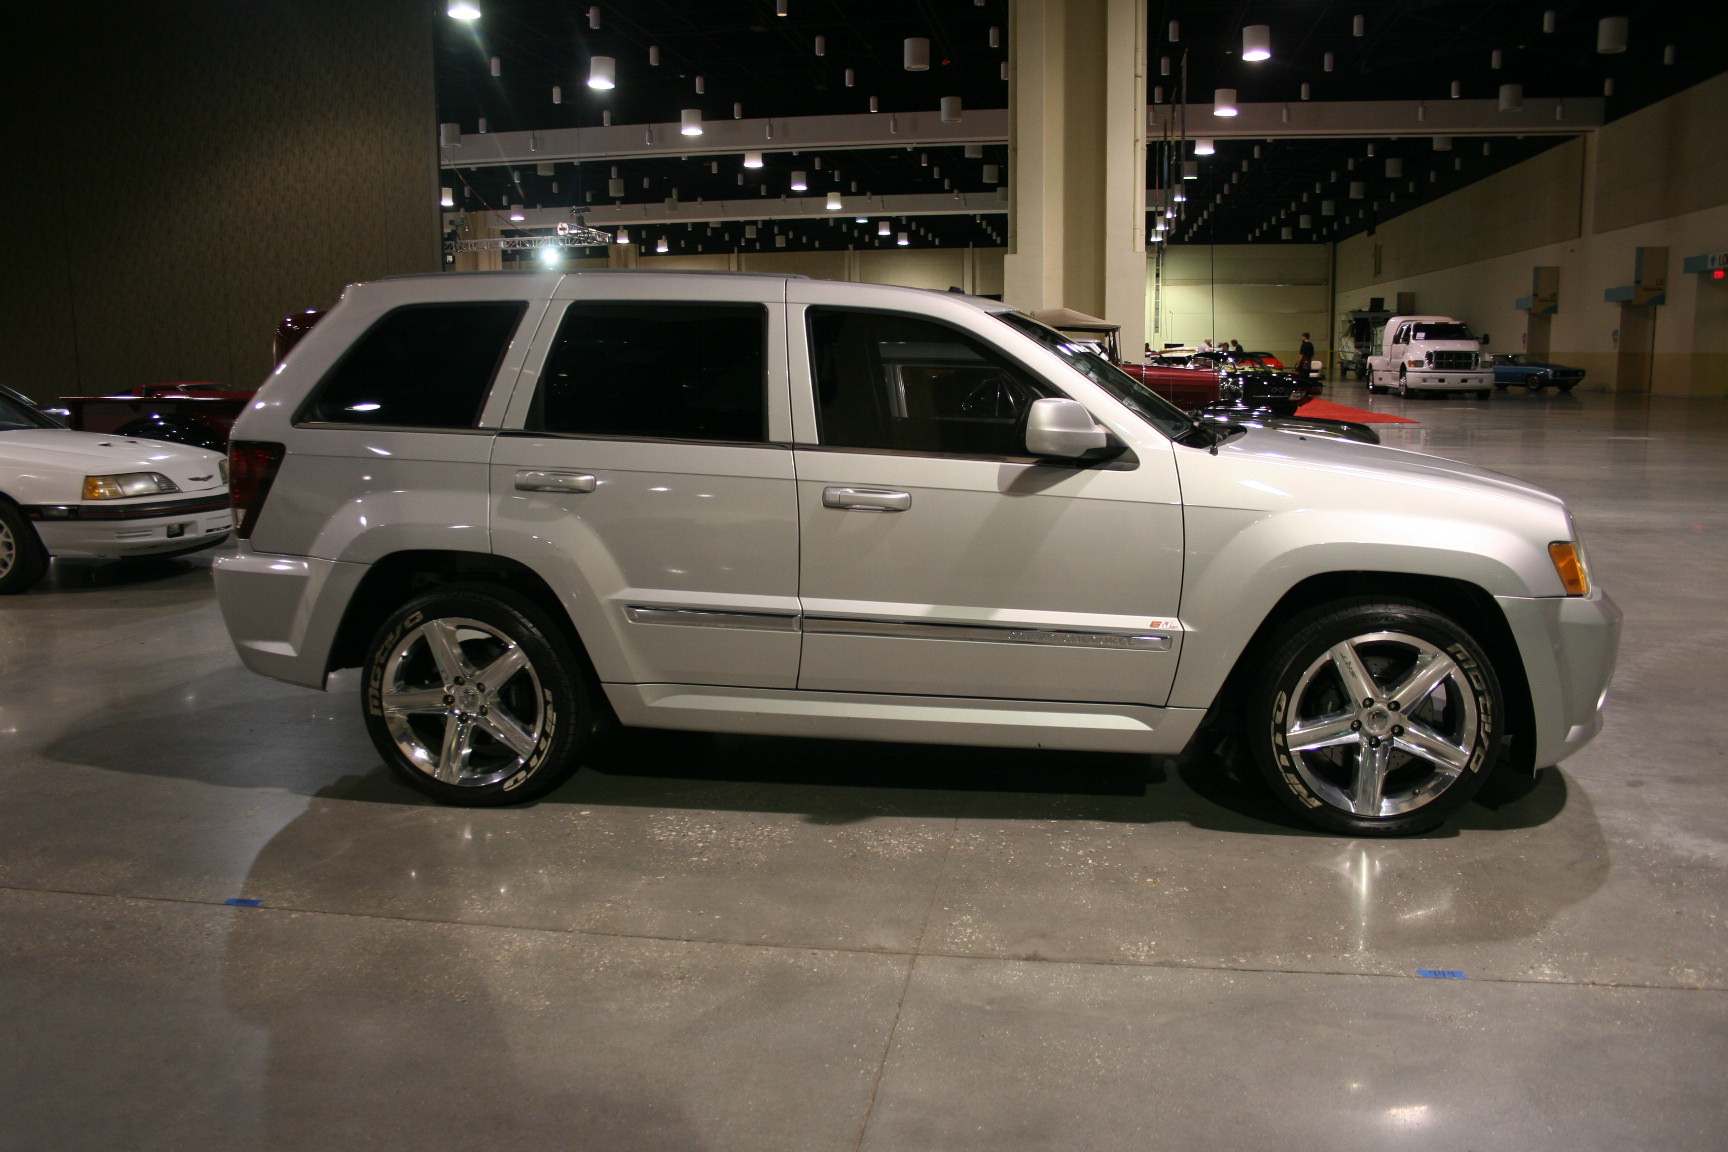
xmin=1168 ymin=20 xmax=1180 ymax=41
xmin=1352 ymin=14 xmax=1364 ymax=36
xmin=904 ymin=38 xmax=930 ymax=71
xmin=439 ymin=122 xmax=461 ymax=147
xmin=1182 ymin=161 xmax=1199 ymax=180
xmin=878 ymin=221 xmax=891 ymax=235
xmin=1242 ymin=25 xmax=1271 ymax=61
xmin=508 ymin=205 xmax=525 ymax=221
xmin=588 ymin=57 xmax=615 ymax=89
xmin=439 ymin=187 xmax=454 ymax=208
xmin=855 ymin=216 xmax=867 ymax=223
xmin=1301 ymin=82 xmax=1311 ymax=100
xmin=1299 ymin=214 xmax=1312 ymax=228
xmin=940 ymin=96 xmax=962 ymax=123
xmin=825 ymin=191 xmax=842 ymax=210
xmin=1194 ymin=138 xmax=1215 ymax=155
xmin=1498 ymin=83 xmax=1523 ymax=112
xmin=552 ymin=85 xmax=562 ymax=104
xmin=743 ymin=151 xmax=763 ymax=168
xmin=1385 ymin=158 xmax=1403 ymax=177
xmin=1323 ymin=52 xmax=1335 ymax=72
xmin=1490 ymin=48 xmax=1503 ymax=69
xmin=814 ymin=35 xmax=826 ymax=56
xmin=775 ymin=0 xmax=787 ymax=14
xmin=447 ymin=1 xmax=481 ymax=19
xmin=1281 ymin=226 xmax=1294 ymax=239
xmin=615 ymin=227 xmax=630 ymax=244
xmin=989 ymin=26 xmax=1000 ymax=48
xmin=1321 ymin=200 xmax=1336 ymax=216
xmin=681 ymin=109 xmax=703 ymax=135
xmin=868 ymin=96 xmax=879 ymax=112
xmin=656 ymin=237 xmax=669 ymax=253
xmin=648 ymin=45 xmax=660 ymax=65
xmin=1597 ymin=16 xmax=1628 ymax=54
xmin=1213 ymin=89 xmax=1238 ymax=116
xmin=983 ymin=163 xmax=1000 ymax=183
xmin=845 ymin=68 xmax=855 ymax=87
xmin=790 ymin=171 xmax=807 ymax=191
xmin=1173 ymin=186 xmax=1187 ymax=201
xmin=608 ymin=177 xmax=624 ymax=197
xmin=1433 ymin=135 xmax=1452 ymax=150
xmin=695 ymin=75 xmax=705 ymax=94
xmin=1348 ymin=182 xmax=1364 ymax=199
xmin=1542 ymin=9 xmax=1556 ymax=33
xmin=489 ymin=56 xmax=501 ymax=77
xmin=897 ymin=231 xmax=910 ymax=245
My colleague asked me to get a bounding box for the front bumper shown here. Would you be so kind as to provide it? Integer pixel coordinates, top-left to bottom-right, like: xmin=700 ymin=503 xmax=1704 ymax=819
xmin=1406 ymin=371 xmax=1493 ymax=391
xmin=1495 ymin=589 xmax=1623 ymax=769
xmin=27 ymin=492 xmax=234 ymax=558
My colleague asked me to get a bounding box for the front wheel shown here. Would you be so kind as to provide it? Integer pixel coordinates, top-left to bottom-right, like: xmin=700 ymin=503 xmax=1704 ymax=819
xmin=1244 ymin=599 xmax=1504 ymax=835
xmin=0 ymin=500 xmax=50 ymax=594
xmin=1395 ymin=371 xmax=1412 ymax=398
xmin=362 ymin=585 xmax=600 ymax=806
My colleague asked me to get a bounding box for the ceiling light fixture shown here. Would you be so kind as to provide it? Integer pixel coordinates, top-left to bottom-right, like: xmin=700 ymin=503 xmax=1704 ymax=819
xmin=1352 ymin=14 xmax=1364 ymax=36
xmin=941 ymin=96 xmax=962 ymax=123
xmin=1323 ymin=52 xmax=1335 ymax=72
xmin=826 ymin=192 xmax=843 ymax=210
xmin=1597 ymin=16 xmax=1628 ymax=54
xmin=680 ymin=109 xmax=703 ymax=135
xmin=447 ymin=1 xmax=480 ymax=18
xmin=1301 ymin=82 xmax=1311 ymax=100
xmin=615 ymin=228 xmax=629 ymax=244
xmin=743 ymin=151 xmax=763 ymax=168
xmin=1194 ymin=138 xmax=1215 ymax=155
xmin=1213 ymin=89 xmax=1238 ymax=116
xmin=656 ymin=237 xmax=669 ymax=253
xmin=904 ymin=38 xmax=930 ymax=71
xmin=588 ymin=56 xmax=615 ymax=89
xmin=439 ymin=187 xmax=454 ymax=208
xmin=509 ymin=205 xmax=525 ymax=221
xmin=1498 ymin=83 xmax=1523 ymax=112
xmin=790 ymin=171 xmax=807 ymax=191
xmin=1182 ymin=161 xmax=1199 ymax=180
xmin=1242 ymin=25 xmax=1271 ymax=61
xmin=1542 ymin=9 xmax=1556 ymax=33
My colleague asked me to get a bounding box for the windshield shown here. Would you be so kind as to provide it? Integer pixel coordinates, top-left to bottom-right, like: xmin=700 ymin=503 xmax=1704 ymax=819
xmin=994 ymin=312 xmax=1199 ymax=441
xmin=0 ymin=388 xmax=61 ymax=431
xmin=1412 ymin=323 xmax=1473 ymax=341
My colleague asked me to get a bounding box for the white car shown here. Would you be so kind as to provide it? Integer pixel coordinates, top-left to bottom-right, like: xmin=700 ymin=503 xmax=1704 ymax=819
xmin=0 ymin=384 xmax=233 ymax=593
xmin=212 ymin=272 xmax=1619 ymax=836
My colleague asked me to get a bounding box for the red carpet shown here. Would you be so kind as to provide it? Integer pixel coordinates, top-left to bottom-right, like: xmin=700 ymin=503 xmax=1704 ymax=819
xmin=1296 ymin=397 xmax=1418 ymax=424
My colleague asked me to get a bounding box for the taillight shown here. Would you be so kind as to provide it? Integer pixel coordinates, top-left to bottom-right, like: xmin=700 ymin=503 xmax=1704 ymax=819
xmin=229 ymin=441 xmax=285 ymax=540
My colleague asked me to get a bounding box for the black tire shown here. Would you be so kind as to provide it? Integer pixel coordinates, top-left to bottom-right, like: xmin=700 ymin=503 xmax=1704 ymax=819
xmin=0 ymin=499 xmax=50 ymax=594
xmin=361 ymin=584 xmax=600 ymax=806
xmin=1244 ymin=598 xmax=1504 ymax=836
xmin=1524 ymin=377 xmax=1544 ymax=393
xmin=1395 ymin=370 xmax=1411 ymax=398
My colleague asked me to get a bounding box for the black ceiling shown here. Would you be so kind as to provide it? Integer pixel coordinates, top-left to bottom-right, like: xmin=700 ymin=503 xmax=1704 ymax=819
xmin=437 ymin=0 xmax=1728 ymax=250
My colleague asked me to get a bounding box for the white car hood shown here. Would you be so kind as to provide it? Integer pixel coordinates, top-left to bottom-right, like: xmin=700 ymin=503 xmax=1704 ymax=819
xmin=1 ymin=428 xmax=227 ymax=503
xmin=1226 ymin=426 xmax=1557 ymax=503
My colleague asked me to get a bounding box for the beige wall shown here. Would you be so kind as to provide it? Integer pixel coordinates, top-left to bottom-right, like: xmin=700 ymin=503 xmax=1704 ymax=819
xmin=1334 ymin=72 xmax=1728 ymax=395
xmin=1 ymin=2 xmax=439 ymax=403
xmin=1153 ymin=245 xmax=1332 ymax=366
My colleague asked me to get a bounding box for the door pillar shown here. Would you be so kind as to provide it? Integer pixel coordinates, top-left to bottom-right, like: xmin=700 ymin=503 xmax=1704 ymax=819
xmin=1004 ymin=0 xmax=1147 ymax=357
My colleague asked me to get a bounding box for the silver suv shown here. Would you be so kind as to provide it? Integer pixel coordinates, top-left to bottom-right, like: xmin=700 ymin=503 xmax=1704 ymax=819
xmin=214 ymin=271 xmax=1620 ymax=836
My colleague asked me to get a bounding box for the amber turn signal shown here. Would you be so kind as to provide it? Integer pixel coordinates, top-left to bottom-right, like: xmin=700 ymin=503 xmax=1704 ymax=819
xmin=1549 ymin=541 xmax=1590 ymax=596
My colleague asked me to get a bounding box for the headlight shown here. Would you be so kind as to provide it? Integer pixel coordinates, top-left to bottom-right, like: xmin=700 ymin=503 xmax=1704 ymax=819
xmin=82 ymin=472 xmax=181 ymax=500
xmin=1548 ymin=541 xmax=1591 ymax=596
xmin=219 ymin=457 xmax=230 ymax=484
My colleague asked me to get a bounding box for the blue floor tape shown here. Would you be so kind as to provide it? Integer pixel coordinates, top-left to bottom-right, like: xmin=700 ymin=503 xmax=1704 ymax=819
xmin=1416 ymin=968 xmax=1466 ymax=979
xmin=224 ymin=898 xmax=263 ymax=907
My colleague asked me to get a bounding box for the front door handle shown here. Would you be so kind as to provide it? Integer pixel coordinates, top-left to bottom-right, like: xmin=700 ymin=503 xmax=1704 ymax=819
xmin=822 ymin=486 xmax=911 ymax=512
xmin=515 ymin=470 xmax=598 ymax=493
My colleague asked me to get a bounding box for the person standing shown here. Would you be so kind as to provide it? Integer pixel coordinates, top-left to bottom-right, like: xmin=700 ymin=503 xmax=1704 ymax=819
xmin=1297 ymin=331 xmax=1316 ymax=385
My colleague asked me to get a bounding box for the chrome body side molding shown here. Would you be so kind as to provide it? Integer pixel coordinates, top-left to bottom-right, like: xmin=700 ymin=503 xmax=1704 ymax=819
xmin=625 ymin=605 xmax=1177 ymax=650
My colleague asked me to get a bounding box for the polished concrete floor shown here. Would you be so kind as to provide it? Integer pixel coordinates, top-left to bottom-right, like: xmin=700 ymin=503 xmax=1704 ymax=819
xmin=2 ymin=384 xmax=1725 ymax=1150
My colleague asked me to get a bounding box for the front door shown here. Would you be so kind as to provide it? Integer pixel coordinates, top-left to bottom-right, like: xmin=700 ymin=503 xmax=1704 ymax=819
xmin=789 ymin=297 xmax=1186 ymax=707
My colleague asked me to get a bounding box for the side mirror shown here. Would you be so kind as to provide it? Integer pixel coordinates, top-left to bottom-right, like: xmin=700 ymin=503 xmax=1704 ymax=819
xmin=1025 ymin=397 xmax=1119 ymax=461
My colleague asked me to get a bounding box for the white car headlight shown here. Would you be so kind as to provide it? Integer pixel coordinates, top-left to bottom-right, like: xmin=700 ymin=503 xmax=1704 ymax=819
xmin=82 ymin=472 xmax=181 ymax=500
xmin=219 ymin=457 xmax=230 ymax=484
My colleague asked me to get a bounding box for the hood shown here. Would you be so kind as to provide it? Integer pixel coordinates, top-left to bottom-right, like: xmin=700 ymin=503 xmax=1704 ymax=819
xmin=0 ymin=428 xmax=227 ymax=497
xmin=1182 ymin=424 xmax=1565 ymax=514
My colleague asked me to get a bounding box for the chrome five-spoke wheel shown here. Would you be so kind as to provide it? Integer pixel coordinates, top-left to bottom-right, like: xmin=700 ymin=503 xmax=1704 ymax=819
xmin=362 ymin=586 xmax=596 ymax=805
xmin=1249 ymin=599 xmax=1503 ymax=835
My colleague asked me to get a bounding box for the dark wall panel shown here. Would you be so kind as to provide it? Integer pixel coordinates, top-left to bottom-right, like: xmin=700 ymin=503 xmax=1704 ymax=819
xmin=1 ymin=1 xmax=438 ymax=402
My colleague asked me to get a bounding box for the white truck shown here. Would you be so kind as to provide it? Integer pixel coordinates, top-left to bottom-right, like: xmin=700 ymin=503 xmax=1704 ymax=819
xmin=1366 ymin=315 xmax=1493 ymax=399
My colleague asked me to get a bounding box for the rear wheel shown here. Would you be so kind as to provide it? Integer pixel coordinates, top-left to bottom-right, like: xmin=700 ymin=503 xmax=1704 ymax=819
xmin=0 ymin=500 xmax=50 ymax=594
xmin=361 ymin=585 xmax=600 ymax=806
xmin=1245 ymin=599 xmax=1504 ymax=836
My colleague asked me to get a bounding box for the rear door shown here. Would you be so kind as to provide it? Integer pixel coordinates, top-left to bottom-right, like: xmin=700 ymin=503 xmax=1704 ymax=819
xmin=787 ymin=287 xmax=1186 ymax=707
xmin=490 ymin=276 xmax=801 ymax=689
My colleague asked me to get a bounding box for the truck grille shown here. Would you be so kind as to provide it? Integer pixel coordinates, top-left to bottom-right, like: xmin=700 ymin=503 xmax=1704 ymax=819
xmin=1429 ymin=351 xmax=1478 ymax=370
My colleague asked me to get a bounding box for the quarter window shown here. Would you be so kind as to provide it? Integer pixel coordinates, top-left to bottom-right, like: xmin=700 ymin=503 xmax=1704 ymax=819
xmin=531 ymin=303 xmax=767 ymax=442
xmin=808 ymin=309 xmax=1055 ymax=456
xmin=300 ymin=302 xmax=525 ymax=428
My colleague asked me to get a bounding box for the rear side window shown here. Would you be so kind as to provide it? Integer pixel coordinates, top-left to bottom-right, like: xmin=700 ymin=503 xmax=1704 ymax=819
xmin=299 ymin=302 xmax=525 ymax=428
xmin=530 ymin=303 xmax=768 ymax=442
xmin=808 ymin=308 xmax=1055 ymax=457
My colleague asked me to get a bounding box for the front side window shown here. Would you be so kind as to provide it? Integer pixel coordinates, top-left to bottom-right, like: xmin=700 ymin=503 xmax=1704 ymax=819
xmin=1394 ymin=323 xmax=1412 ymax=345
xmin=809 ymin=309 xmax=1055 ymax=457
xmin=531 ymin=303 xmax=767 ymax=442
xmin=300 ymin=302 xmax=525 ymax=427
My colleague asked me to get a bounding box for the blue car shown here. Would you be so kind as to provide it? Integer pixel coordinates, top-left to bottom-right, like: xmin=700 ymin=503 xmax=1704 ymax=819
xmin=1492 ymin=354 xmax=1585 ymax=392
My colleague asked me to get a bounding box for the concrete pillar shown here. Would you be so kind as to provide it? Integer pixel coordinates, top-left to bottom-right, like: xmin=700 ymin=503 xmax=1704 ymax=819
xmin=1004 ymin=0 xmax=1147 ymax=356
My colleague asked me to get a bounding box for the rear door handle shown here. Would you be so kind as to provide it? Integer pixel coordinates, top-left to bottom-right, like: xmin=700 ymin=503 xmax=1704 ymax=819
xmin=515 ymin=470 xmax=598 ymax=493
xmin=822 ymin=486 xmax=911 ymax=512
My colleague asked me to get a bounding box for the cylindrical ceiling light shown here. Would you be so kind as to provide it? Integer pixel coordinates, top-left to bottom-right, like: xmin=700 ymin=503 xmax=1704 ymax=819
xmin=1160 ymin=55 xmax=1171 ymax=76
xmin=940 ymin=96 xmax=962 ymax=123
xmin=1542 ymin=9 xmax=1556 ymax=34
xmin=1597 ymin=16 xmax=1628 ymax=54
xmin=508 ymin=205 xmax=525 ymax=221
xmin=695 ymin=75 xmax=705 ymax=94
xmin=1242 ymin=25 xmax=1271 ymax=61
xmin=1299 ymin=214 xmax=1312 ymax=229
xmin=743 ymin=151 xmax=763 ymax=168
xmin=490 ymin=56 xmax=501 ymax=77
xmin=983 ymin=163 xmax=1000 ymax=183
xmin=1490 ymin=48 xmax=1503 ymax=69
xmin=904 ymin=38 xmax=930 ymax=70
xmin=615 ymin=227 xmax=629 ymax=244
xmin=1195 ymin=138 xmax=1215 ymax=155
xmin=608 ymin=177 xmax=624 ymax=197
xmin=680 ymin=108 xmax=703 ymax=135
xmin=869 ymin=96 xmax=879 ymax=112
xmin=878 ymin=221 xmax=891 ymax=235
xmin=965 ymin=144 xmax=984 ymax=158
xmin=552 ymin=85 xmax=562 ymax=104
xmin=775 ymin=0 xmax=786 ymax=14
xmin=656 ymin=237 xmax=669 ymax=253
xmin=1153 ymin=85 xmax=1165 ymax=103
xmin=897 ymin=231 xmax=910 ymax=245
xmin=1352 ymin=14 xmax=1365 ymax=36
xmin=989 ymin=26 xmax=1000 ymax=48
xmin=588 ymin=56 xmax=615 ymax=89
xmin=1281 ymin=226 xmax=1294 ymax=239
xmin=1433 ymin=135 xmax=1452 ymax=150
xmin=1213 ymin=89 xmax=1238 ymax=117
xmin=1663 ymin=44 xmax=1675 ymax=65
xmin=1323 ymin=52 xmax=1335 ymax=72
xmin=814 ymin=35 xmax=825 ymax=56
xmin=845 ymin=68 xmax=855 ymax=86
xmin=439 ymin=122 xmax=461 ymax=147
xmin=1348 ymin=181 xmax=1365 ymax=199
xmin=1168 ymin=19 xmax=1180 ymax=41
xmin=1182 ymin=161 xmax=1199 ymax=180
xmin=447 ymin=1 xmax=480 ymax=19
xmin=1498 ymin=83 xmax=1523 ymax=112
xmin=1172 ymin=186 xmax=1187 ymax=201
xmin=825 ymin=192 xmax=842 ymax=210
xmin=1385 ymin=158 xmax=1403 ymax=177
xmin=790 ymin=171 xmax=807 ymax=191
xmin=587 ymin=6 xmax=600 ymax=29
xmin=648 ymin=45 xmax=660 ymax=66
xmin=439 ymin=187 xmax=454 ymax=208
xmin=1321 ymin=199 xmax=1336 ymax=215
xmin=1301 ymin=82 xmax=1312 ymax=100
